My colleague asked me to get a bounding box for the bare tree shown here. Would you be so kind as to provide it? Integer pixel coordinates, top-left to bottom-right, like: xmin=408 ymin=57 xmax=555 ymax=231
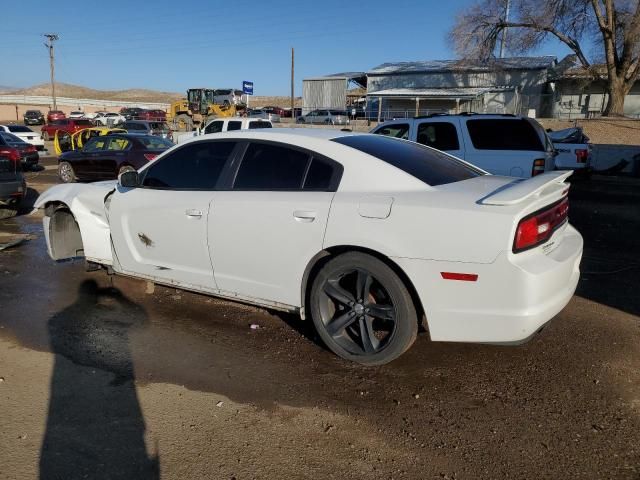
xmin=449 ymin=0 xmax=640 ymax=116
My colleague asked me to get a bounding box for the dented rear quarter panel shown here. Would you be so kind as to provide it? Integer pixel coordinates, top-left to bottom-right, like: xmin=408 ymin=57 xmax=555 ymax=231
xmin=35 ymin=181 xmax=116 ymax=264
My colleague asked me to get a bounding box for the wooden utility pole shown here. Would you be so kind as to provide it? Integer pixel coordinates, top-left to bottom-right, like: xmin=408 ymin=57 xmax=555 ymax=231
xmin=44 ymin=34 xmax=59 ymax=110
xmin=290 ymin=47 xmax=295 ymax=115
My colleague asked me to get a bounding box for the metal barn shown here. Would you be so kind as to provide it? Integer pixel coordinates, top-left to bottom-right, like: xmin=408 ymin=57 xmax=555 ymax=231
xmin=301 ymin=72 xmax=366 ymax=114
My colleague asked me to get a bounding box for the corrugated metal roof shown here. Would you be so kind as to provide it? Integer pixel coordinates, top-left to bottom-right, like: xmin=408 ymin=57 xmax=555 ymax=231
xmin=368 ymin=56 xmax=556 ymax=75
xmin=305 ymin=72 xmax=366 ymax=81
xmin=366 ymin=86 xmax=514 ymax=99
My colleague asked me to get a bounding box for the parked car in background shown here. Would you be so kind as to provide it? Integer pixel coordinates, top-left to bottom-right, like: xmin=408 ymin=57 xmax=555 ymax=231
xmin=57 ymin=134 xmax=174 ymax=183
xmin=282 ymin=107 xmax=302 ymax=118
xmin=137 ymin=109 xmax=167 ymax=121
xmin=371 ymin=114 xmax=555 ymax=179
xmin=248 ymin=109 xmax=281 ymax=123
xmin=121 ymin=120 xmax=173 ymax=140
xmin=41 ymin=119 xmax=94 ymax=141
xmin=0 ymin=131 xmax=38 ymax=170
xmin=0 ymin=144 xmax=26 ymax=219
xmin=296 ymin=109 xmax=350 ymax=125
xmin=47 ymin=110 xmax=66 ymax=123
xmin=35 ymin=129 xmax=582 ymax=365
xmin=262 ymin=106 xmax=287 ymax=117
xmin=23 ymin=110 xmax=45 ymax=125
xmin=547 ymin=127 xmax=592 ymax=173
xmin=0 ymin=125 xmax=45 ymax=151
xmin=175 ymin=117 xmax=273 ymax=143
xmin=120 ymin=107 xmax=145 ymax=120
xmin=213 ymin=89 xmax=246 ymax=107
xmin=68 ymin=111 xmax=85 ymax=119
xmin=93 ymin=112 xmax=126 ymax=126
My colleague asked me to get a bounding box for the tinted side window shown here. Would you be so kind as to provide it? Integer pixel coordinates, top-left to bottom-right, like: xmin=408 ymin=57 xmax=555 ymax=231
xmin=106 ymin=137 xmax=130 ymax=150
xmin=466 ymin=119 xmax=544 ymax=151
xmin=227 ymin=121 xmax=242 ymax=131
xmin=373 ymin=123 xmax=410 ymax=140
xmin=332 ymin=135 xmax=483 ymax=186
xmin=142 ymin=141 xmax=236 ymax=190
xmin=416 ymin=122 xmax=460 ymax=151
xmin=234 ymin=143 xmax=310 ymax=190
xmin=204 ymin=121 xmax=224 ymax=134
xmin=84 ymin=138 xmax=108 ymax=152
xmin=304 ymin=157 xmax=336 ymax=190
xmin=248 ymin=121 xmax=272 ymax=129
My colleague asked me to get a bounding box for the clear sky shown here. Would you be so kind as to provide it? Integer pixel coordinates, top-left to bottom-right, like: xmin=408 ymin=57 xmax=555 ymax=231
xmin=0 ymin=0 xmax=572 ymax=95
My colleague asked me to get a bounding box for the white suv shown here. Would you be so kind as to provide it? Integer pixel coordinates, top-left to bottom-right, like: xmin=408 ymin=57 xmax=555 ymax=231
xmin=371 ymin=114 xmax=556 ymax=178
xmin=175 ymin=117 xmax=273 ymax=144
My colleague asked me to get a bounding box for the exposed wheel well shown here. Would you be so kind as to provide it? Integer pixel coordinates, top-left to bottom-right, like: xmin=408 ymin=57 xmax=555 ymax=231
xmin=44 ymin=202 xmax=84 ymax=260
xmin=301 ymin=245 xmax=426 ymax=329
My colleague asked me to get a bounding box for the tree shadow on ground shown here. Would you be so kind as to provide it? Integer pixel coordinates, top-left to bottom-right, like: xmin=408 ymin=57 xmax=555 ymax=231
xmin=40 ymin=279 xmax=159 ymax=480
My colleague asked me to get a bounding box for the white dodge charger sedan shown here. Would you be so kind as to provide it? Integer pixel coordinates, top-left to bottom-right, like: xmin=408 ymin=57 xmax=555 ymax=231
xmin=34 ymin=129 xmax=583 ymax=365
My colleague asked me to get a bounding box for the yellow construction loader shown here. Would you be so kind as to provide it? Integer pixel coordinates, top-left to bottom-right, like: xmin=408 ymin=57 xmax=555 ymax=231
xmin=168 ymin=88 xmax=238 ymax=131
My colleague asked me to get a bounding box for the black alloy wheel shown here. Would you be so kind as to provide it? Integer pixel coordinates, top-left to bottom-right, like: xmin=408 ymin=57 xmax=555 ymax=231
xmin=310 ymin=252 xmax=418 ymax=365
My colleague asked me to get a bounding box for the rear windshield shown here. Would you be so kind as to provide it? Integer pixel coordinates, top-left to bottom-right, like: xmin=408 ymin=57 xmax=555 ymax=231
xmin=332 ymin=135 xmax=483 ymax=186
xmin=74 ymin=120 xmax=93 ymax=126
xmin=466 ymin=119 xmax=544 ymax=151
xmin=7 ymin=126 xmax=32 ymax=133
xmin=248 ymin=121 xmax=272 ymax=129
xmin=150 ymin=122 xmax=169 ymax=131
xmin=0 ymin=132 xmax=27 ymax=145
xmin=25 ymin=111 xmax=42 ymax=116
xmin=330 ymin=110 xmax=346 ymax=115
xmin=137 ymin=136 xmax=173 ymax=149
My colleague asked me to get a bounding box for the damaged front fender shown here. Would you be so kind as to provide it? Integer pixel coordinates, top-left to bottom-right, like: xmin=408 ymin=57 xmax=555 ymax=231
xmin=35 ymin=181 xmax=117 ymax=264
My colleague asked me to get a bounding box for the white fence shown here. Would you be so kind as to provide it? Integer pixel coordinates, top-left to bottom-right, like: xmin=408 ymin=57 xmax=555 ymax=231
xmin=0 ymin=94 xmax=170 ymax=109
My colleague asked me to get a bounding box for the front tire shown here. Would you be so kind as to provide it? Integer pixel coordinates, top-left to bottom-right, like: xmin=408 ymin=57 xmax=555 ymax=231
xmin=58 ymin=161 xmax=76 ymax=183
xmin=310 ymin=252 xmax=418 ymax=365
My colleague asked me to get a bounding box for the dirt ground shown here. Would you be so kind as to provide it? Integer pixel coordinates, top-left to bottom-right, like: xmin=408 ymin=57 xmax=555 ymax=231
xmin=0 ymin=147 xmax=639 ymax=479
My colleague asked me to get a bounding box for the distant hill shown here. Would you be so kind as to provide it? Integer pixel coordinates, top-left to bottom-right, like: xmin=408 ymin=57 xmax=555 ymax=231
xmin=6 ymin=83 xmax=303 ymax=107
xmin=0 ymin=85 xmax=19 ymax=94
xmin=12 ymin=83 xmax=183 ymax=104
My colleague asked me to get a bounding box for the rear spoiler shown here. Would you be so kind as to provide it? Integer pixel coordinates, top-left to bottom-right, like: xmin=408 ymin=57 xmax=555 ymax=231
xmin=479 ymin=171 xmax=573 ymax=206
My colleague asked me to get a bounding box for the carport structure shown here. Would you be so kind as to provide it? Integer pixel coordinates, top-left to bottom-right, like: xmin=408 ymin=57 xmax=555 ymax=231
xmin=366 ymin=86 xmax=516 ymax=121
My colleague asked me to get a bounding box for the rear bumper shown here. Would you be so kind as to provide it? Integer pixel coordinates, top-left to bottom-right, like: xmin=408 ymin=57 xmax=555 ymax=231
xmin=394 ymin=224 xmax=583 ymax=343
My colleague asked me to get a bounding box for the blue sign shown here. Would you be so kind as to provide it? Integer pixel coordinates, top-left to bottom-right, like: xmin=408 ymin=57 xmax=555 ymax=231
xmin=242 ymin=81 xmax=254 ymax=95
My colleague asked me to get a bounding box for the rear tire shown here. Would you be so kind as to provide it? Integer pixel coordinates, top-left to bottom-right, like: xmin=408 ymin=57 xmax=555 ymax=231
xmin=176 ymin=114 xmax=193 ymax=131
xmin=309 ymin=252 xmax=418 ymax=365
xmin=58 ymin=161 xmax=76 ymax=183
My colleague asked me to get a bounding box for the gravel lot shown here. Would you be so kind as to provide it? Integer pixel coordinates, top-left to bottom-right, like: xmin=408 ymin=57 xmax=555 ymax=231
xmin=0 ymin=141 xmax=639 ymax=479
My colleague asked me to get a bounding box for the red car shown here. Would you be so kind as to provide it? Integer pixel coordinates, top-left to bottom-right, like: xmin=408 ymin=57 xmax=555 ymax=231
xmin=41 ymin=119 xmax=94 ymax=141
xmin=47 ymin=110 xmax=66 ymax=123
xmin=262 ymin=106 xmax=287 ymax=117
xmin=137 ymin=109 xmax=167 ymax=121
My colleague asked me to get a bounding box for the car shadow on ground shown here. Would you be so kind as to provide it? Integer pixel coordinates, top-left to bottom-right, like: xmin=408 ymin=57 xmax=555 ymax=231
xmin=568 ymin=175 xmax=640 ymax=317
xmin=39 ymin=279 xmax=160 ymax=479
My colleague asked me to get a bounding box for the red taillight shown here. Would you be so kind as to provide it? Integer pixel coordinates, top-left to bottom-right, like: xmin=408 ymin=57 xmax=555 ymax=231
xmin=0 ymin=147 xmax=21 ymax=163
xmin=575 ymin=149 xmax=589 ymax=164
xmin=143 ymin=153 xmax=157 ymax=161
xmin=532 ymin=158 xmax=546 ymax=176
xmin=513 ymin=197 xmax=569 ymax=253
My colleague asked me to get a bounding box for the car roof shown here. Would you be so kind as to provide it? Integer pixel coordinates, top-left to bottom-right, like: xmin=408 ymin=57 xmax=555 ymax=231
xmin=195 ymin=127 xmax=356 ymax=142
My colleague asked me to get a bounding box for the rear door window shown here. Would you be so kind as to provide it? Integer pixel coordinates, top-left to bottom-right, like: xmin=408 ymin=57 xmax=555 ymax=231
xmin=227 ymin=121 xmax=242 ymax=131
xmin=83 ymin=137 xmax=109 ymax=152
xmin=142 ymin=141 xmax=237 ymax=190
xmin=248 ymin=121 xmax=272 ymax=129
xmin=466 ymin=119 xmax=544 ymax=151
xmin=416 ymin=122 xmax=460 ymax=151
xmin=373 ymin=123 xmax=410 ymax=140
xmin=106 ymin=137 xmax=131 ymax=150
xmin=233 ymin=143 xmax=310 ymax=190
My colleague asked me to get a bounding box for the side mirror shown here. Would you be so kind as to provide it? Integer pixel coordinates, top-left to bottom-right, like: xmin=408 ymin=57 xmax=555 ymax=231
xmin=118 ymin=170 xmax=140 ymax=188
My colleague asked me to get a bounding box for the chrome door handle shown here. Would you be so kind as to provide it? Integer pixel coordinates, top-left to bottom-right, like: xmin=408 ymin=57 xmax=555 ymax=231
xmin=185 ymin=209 xmax=203 ymax=218
xmin=293 ymin=210 xmax=317 ymax=222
